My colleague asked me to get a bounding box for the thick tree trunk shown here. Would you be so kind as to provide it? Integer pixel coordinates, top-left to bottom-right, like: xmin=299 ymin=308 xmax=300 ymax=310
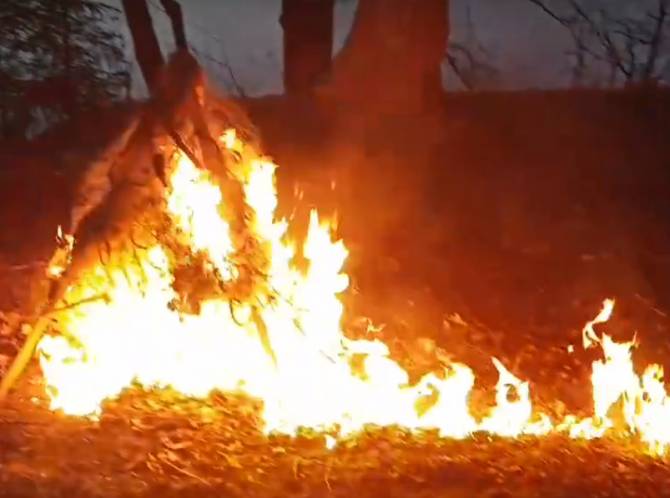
xmin=160 ymin=0 xmax=188 ymax=51
xmin=121 ymin=0 xmax=165 ymax=95
xmin=320 ymin=0 xmax=448 ymax=112
xmin=281 ymin=0 xmax=334 ymax=95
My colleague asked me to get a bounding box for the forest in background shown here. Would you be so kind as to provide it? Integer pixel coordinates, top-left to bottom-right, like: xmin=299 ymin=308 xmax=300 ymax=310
xmin=1 ymin=0 xmax=668 ymax=138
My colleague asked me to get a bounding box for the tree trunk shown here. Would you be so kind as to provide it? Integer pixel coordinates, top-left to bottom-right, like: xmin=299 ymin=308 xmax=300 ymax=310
xmin=121 ymin=0 xmax=164 ymax=95
xmin=60 ymin=1 xmax=76 ymax=117
xmin=281 ymin=0 xmax=334 ymax=95
xmin=320 ymin=0 xmax=448 ymax=113
xmin=160 ymin=0 xmax=188 ymax=51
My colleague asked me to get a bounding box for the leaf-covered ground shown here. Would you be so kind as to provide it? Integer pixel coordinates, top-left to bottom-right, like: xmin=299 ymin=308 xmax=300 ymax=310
xmin=1 ymin=372 xmax=670 ymax=498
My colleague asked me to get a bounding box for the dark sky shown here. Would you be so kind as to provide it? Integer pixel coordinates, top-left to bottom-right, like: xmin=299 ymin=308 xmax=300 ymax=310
xmin=117 ymin=0 xmax=639 ymax=97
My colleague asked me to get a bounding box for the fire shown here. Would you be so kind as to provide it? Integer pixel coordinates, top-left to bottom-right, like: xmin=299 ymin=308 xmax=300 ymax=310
xmin=46 ymin=225 xmax=74 ymax=278
xmin=35 ymin=130 xmax=670 ymax=455
xmin=479 ymin=358 xmax=552 ymax=437
xmin=166 ymin=155 xmax=235 ymax=279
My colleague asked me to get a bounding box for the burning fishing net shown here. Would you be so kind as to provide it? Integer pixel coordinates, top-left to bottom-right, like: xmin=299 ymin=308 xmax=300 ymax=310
xmin=35 ymin=129 xmax=670 ymax=456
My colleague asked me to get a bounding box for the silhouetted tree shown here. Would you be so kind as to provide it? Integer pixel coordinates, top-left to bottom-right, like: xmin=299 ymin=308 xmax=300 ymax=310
xmin=281 ymin=0 xmax=334 ymax=95
xmin=122 ymin=0 xmax=190 ymax=95
xmin=0 ymin=0 xmax=129 ymax=137
xmin=121 ymin=0 xmax=164 ymax=94
xmin=321 ymin=0 xmax=449 ymax=112
xmin=528 ymin=0 xmax=669 ymax=86
xmin=160 ymin=0 xmax=187 ymax=51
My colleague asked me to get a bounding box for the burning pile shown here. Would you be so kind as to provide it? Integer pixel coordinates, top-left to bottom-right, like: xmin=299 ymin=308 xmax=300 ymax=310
xmin=1 ymin=54 xmax=666 ymax=457
xmin=27 ymin=123 xmax=670 ymax=456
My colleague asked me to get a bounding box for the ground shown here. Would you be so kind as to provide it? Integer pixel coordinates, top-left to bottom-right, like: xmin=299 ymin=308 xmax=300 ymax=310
xmin=1 ymin=88 xmax=670 ymax=497
xmin=1 ymin=383 xmax=669 ymax=498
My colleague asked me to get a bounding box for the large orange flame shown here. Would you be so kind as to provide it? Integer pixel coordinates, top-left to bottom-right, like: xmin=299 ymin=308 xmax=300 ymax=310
xmin=37 ymin=130 xmax=670 ymax=455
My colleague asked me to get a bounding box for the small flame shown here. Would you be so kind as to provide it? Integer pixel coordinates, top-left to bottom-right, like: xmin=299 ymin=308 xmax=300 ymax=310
xmin=480 ymin=358 xmax=550 ymax=437
xmin=46 ymin=225 xmax=74 ymax=278
xmin=582 ymin=298 xmax=615 ymax=349
xmin=325 ymin=434 xmax=337 ymax=450
xmin=636 ymin=365 xmax=670 ymax=455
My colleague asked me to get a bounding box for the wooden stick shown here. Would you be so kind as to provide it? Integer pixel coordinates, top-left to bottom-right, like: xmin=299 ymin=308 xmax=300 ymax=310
xmin=0 ymin=311 xmax=51 ymax=400
xmin=0 ymin=293 xmax=111 ymax=400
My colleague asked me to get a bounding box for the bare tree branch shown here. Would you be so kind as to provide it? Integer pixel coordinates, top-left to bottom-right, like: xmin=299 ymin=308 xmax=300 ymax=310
xmin=642 ymin=0 xmax=668 ymax=80
xmin=445 ymin=5 xmax=499 ymax=91
xmin=527 ymin=0 xmax=669 ymax=86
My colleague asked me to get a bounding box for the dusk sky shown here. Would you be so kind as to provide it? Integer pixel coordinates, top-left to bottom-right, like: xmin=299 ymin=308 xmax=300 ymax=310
xmin=117 ymin=0 xmax=636 ymax=97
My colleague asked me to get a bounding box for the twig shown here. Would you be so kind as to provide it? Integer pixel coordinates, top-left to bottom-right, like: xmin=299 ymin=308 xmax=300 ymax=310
xmin=168 ymin=129 xmax=204 ymax=170
xmin=159 ymin=454 xmax=211 ymax=486
xmin=188 ymin=47 xmax=247 ymax=98
xmin=0 ymin=418 xmax=52 ymax=426
xmin=634 ymin=293 xmax=668 ymax=318
xmin=324 ymin=455 xmax=333 ymax=491
xmin=47 ymin=293 xmax=110 ymax=316
xmin=2 ymin=294 xmax=111 ymax=324
xmin=0 ymin=261 xmax=48 ymax=272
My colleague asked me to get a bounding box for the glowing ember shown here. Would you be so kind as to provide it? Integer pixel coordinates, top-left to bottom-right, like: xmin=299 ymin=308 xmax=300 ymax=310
xmin=36 ymin=129 xmax=670 ymax=455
